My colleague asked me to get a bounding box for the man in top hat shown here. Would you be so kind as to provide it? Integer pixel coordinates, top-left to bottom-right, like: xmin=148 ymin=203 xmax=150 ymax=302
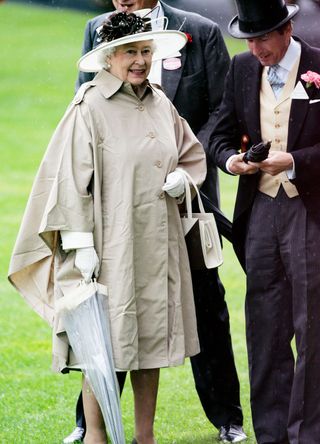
xmin=210 ymin=0 xmax=320 ymax=442
xmin=63 ymin=1 xmax=248 ymax=444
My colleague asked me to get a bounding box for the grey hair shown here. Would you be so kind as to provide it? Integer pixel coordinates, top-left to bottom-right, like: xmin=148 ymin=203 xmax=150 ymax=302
xmin=97 ymin=46 xmax=117 ymax=70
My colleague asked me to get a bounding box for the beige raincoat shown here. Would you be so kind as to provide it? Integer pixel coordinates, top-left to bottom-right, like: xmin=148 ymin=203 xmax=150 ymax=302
xmin=8 ymin=70 xmax=206 ymax=372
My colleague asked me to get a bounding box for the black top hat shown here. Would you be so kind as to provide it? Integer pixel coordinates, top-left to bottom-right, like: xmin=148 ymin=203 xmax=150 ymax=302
xmin=228 ymin=0 xmax=299 ymax=39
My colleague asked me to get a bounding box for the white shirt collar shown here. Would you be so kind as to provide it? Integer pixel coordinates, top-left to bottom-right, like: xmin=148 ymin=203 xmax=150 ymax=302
xmin=151 ymin=1 xmax=164 ymax=30
xmin=278 ymin=37 xmax=301 ymax=73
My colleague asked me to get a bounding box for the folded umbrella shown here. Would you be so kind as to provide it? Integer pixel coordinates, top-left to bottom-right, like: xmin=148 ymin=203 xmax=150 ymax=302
xmin=56 ymin=280 xmax=125 ymax=444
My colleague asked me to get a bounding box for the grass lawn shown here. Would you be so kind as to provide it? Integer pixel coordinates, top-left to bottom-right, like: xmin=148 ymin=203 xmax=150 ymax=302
xmin=0 ymin=3 xmax=253 ymax=443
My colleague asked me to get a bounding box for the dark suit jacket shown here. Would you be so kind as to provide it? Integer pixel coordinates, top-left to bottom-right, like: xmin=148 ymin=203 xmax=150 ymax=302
xmin=75 ymin=2 xmax=230 ymax=208
xmin=209 ymin=38 xmax=320 ymax=268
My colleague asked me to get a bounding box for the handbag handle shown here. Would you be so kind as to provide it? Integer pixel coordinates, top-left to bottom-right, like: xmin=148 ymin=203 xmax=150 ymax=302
xmin=176 ymin=168 xmax=206 ymax=218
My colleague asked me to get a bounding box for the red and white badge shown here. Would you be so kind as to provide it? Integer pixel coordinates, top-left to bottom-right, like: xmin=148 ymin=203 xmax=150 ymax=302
xmin=163 ymin=57 xmax=182 ymax=71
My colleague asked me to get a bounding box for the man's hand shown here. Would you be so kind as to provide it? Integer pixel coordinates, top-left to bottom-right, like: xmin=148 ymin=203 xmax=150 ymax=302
xmin=229 ymin=153 xmax=259 ymax=175
xmin=250 ymin=152 xmax=294 ymax=176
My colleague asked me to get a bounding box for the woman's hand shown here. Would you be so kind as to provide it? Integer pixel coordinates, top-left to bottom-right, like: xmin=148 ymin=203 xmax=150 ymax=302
xmin=162 ymin=170 xmax=185 ymax=197
xmin=75 ymin=247 xmax=100 ymax=283
xmin=60 ymin=231 xmax=100 ymax=283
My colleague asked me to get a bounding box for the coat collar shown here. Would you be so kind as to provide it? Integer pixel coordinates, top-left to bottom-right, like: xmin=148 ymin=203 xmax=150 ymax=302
xmin=92 ymin=69 xmax=154 ymax=100
xmin=92 ymin=69 xmax=123 ymax=98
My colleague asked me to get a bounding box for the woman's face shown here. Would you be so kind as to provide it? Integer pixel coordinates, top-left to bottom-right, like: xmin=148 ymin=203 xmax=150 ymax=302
xmin=108 ymin=41 xmax=153 ymax=86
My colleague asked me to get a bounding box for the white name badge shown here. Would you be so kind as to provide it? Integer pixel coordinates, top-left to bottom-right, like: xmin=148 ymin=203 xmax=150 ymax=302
xmin=163 ymin=57 xmax=181 ymax=70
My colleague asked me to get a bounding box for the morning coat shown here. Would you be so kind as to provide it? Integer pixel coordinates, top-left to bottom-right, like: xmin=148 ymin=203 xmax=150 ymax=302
xmin=209 ymin=37 xmax=320 ymax=269
xmin=8 ymin=69 xmax=207 ymax=372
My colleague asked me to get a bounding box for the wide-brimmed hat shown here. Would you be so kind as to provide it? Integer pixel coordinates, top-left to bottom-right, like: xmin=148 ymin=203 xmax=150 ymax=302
xmin=78 ymin=10 xmax=187 ymax=72
xmin=228 ymin=0 xmax=299 ymax=39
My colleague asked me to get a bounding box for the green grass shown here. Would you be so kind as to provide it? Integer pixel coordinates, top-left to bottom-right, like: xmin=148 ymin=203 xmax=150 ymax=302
xmin=0 ymin=3 xmax=253 ymax=443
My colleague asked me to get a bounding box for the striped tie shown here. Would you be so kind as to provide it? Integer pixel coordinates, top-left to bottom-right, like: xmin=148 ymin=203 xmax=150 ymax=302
xmin=267 ymin=64 xmax=285 ymax=97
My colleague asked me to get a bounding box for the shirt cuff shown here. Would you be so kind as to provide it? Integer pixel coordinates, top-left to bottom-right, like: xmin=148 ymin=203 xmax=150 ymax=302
xmin=60 ymin=231 xmax=94 ymax=251
xmin=226 ymin=154 xmax=238 ymax=175
xmin=286 ymin=157 xmax=296 ymax=179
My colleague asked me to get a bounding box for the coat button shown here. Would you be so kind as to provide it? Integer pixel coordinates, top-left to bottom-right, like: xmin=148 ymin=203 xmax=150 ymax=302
xmin=148 ymin=131 xmax=156 ymax=138
xmin=137 ymin=104 xmax=144 ymax=111
xmin=275 ymin=123 xmax=280 ymax=128
xmin=155 ymin=160 xmax=162 ymax=168
xmin=275 ymin=138 xmax=280 ymax=143
xmin=159 ymin=191 xmax=165 ymax=199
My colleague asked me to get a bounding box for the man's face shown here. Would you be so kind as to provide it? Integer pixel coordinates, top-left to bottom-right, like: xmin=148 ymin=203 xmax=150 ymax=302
xmin=112 ymin=0 xmax=157 ymax=12
xmin=246 ymin=24 xmax=292 ymax=66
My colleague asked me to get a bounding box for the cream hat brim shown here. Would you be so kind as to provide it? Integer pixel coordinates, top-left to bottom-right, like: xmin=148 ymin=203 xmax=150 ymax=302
xmin=78 ymin=30 xmax=187 ymax=73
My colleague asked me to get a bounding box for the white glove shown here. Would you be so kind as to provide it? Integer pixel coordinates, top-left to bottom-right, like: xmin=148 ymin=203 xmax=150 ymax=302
xmin=162 ymin=170 xmax=185 ymax=198
xmin=75 ymin=247 xmax=100 ymax=283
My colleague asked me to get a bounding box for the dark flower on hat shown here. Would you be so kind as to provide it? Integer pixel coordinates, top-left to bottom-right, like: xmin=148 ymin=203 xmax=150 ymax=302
xmin=98 ymin=12 xmax=152 ymax=43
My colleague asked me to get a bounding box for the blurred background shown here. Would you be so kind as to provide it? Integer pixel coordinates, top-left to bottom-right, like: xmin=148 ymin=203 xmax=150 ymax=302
xmin=6 ymin=0 xmax=320 ymax=44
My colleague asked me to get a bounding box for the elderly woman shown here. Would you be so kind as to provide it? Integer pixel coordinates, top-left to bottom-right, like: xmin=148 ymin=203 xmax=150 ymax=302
xmin=9 ymin=11 xmax=206 ymax=444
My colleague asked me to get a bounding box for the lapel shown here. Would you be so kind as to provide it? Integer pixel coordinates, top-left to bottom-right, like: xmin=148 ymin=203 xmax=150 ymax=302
xmin=93 ymin=12 xmax=112 ymax=47
xmin=243 ymin=58 xmax=263 ymax=144
xmin=160 ymin=2 xmax=187 ymax=101
xmin=288 ymin=39 xmax=314 ymax=150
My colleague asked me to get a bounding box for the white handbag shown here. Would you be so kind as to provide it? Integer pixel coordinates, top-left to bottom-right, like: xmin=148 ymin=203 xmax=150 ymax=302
xmin=177 ymin=168 xmax=223 ymax=270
